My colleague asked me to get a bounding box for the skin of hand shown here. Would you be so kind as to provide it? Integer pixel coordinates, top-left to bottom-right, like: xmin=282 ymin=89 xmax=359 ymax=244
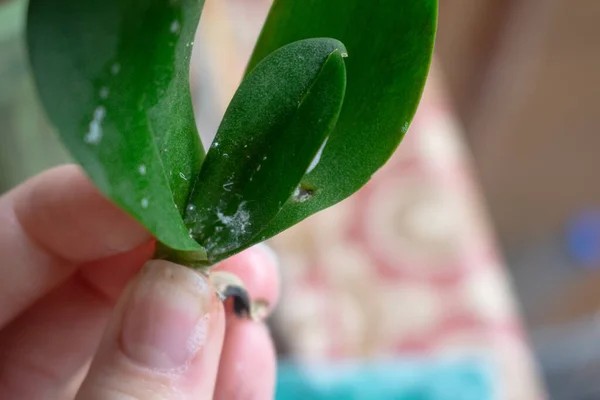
xmin=0 ymin=165 xmax=280 ymax=399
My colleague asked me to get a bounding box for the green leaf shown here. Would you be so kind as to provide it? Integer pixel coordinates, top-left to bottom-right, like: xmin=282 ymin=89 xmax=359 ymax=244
xmin=185 ymin=38 xmax=347 ymax=263
xmin=243 ymin=0 xmax=438 ymax=248
xmin=27 ymin=0 xmax=206 ymax=254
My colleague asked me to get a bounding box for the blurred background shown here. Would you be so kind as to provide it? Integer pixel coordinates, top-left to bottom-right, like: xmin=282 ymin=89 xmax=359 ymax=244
xmin=2 ymin=0 xmax=600 ymax=398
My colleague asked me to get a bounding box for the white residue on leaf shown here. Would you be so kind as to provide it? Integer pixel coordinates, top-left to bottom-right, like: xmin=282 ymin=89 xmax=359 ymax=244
xmin=341 ymin=52 xmax=348 ymax=58
xmin=179 ymin=172 xmax=188 ymax=181
xmin=402 ymin=121 xmax=410 ymax=133
xmin=213 ymin=142 xmax=219 ymax=148
xmin=216 ymin=202 xmax=251 ymax=238
xmin=111 ymin=62 xmax=121 ymax=75
xmin=170 ymin=20 xmax=180 ymax=34
xmin=141 ymin=197 xmax=149 ymax=209
xmin=138 ymin=164 xmax=147 ymax=175
xmin=306 ymin=137 xmax=328 ymax=174
xmin=84 ymin=106 xmax=106 ymax=145
xmin=203 ymin=202 xmax=252 ymax=256
xmin=263 ymin=156 xmax=267 ymax=160
xmin=187 ymin=204 xmax=196 ymax=212
xmin=99 ymin=86 xmax=110 ymax=99
xmin=256 ymin=165 xmax=261 ymax=172
xmin=223 ymin=181 xmax=234 ymax=192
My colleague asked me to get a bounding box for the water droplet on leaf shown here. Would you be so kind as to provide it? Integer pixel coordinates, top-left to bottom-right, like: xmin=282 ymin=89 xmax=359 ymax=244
xmin=170 ymin=20 xmax=180 ymax=34
xmin=84 ymin=106 xmax=106 ymax=145
xmin=99 ymin=86 xmax=109 ymax=99
xmin=110 ymin=62 xmax=121 ymax=75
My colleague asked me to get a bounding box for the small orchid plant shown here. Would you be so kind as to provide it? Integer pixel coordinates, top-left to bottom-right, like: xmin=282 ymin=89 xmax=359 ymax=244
xmin=27 ymin=0 xmax=437 ymax=315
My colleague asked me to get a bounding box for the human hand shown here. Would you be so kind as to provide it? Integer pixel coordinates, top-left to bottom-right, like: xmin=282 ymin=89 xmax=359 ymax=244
xmin=0 ymin=165 xmax=280 ymax=399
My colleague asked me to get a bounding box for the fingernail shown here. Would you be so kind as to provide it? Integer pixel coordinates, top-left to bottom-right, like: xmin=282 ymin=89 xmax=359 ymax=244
xmin=120 ymin=260 xmax=213 ymax=370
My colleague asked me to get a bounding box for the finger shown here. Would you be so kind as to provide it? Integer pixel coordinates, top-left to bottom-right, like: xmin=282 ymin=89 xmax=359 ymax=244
xmin=214 ymin=319 xmax=276 ymax=400
xmin=212 ymin=244 xmax=279 ymax=399
xmin=0 ymin=242 xmax=276 ymax=398
xmin=213 ymin=243 xmax=281 ymax=315
xmin=0 ymin=242 xmax=154 ymax=400
xmin=76 ymin=260 xmax=225 ymax=400
xmin=0 ymin=164 xmax=150 ymax=326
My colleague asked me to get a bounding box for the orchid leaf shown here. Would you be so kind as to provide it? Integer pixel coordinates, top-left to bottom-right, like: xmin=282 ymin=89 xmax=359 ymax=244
xmin=27 ymin=0 xmax=206 ymax=254
xmin=185 ymin=38 xmax=347 ymax=263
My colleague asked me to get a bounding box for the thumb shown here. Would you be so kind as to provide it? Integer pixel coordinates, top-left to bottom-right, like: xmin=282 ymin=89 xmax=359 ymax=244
xmin=76 ymin=260 xmax=225 ymax=400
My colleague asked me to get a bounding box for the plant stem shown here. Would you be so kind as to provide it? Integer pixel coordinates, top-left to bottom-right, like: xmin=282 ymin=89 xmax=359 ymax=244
xmin=153 ymin=241 xmax=211 ymax=271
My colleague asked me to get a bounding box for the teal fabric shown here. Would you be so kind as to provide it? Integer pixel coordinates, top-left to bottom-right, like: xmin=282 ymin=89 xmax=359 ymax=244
xmin=276 ymin=359 xmax=495 ymax=400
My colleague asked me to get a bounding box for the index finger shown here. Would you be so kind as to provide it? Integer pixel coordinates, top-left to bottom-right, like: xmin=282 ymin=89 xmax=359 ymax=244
xmin=0 ymin=164 xmax=150 ymax=327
